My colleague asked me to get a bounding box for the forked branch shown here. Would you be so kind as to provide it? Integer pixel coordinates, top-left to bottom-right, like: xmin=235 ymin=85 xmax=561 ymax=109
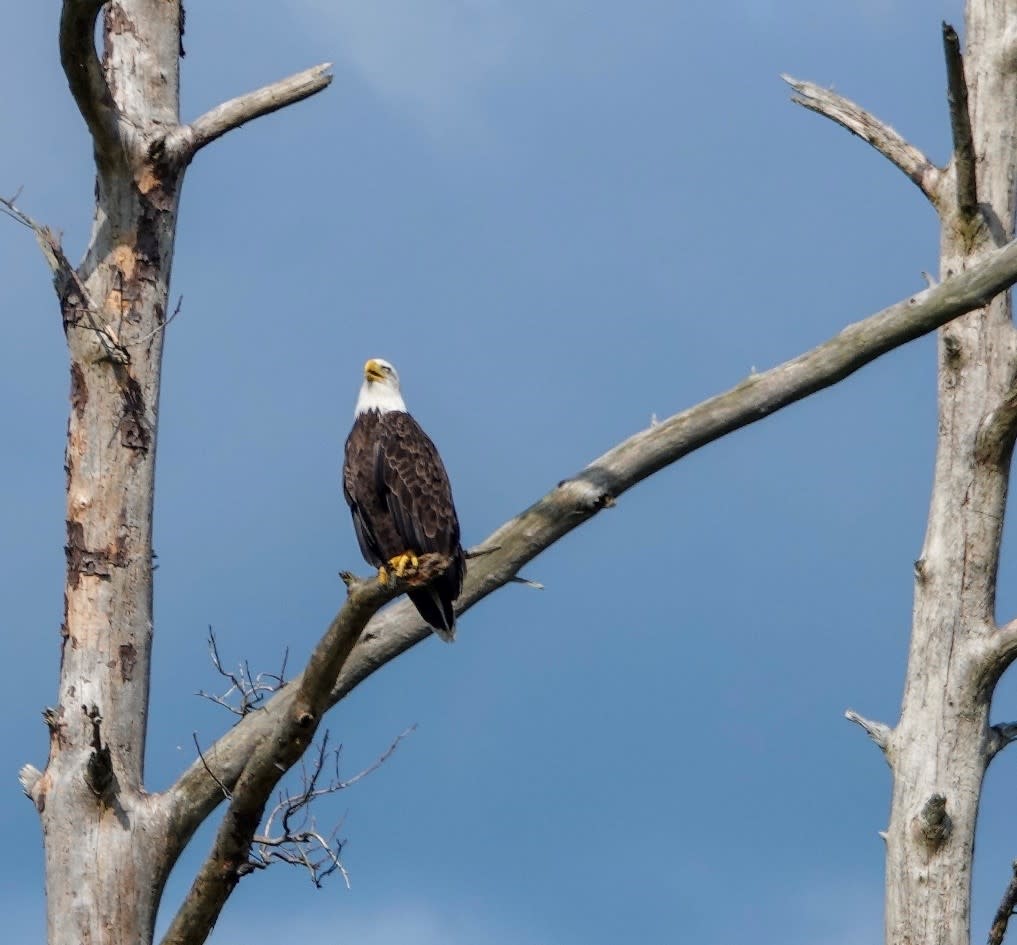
xmin=163 ymin=233 xmax=1017 ymax=835
xmin=783 ymin=75 xmax=942 ymax=207
xmin=160 ymin=557 xmax=447 ymax=945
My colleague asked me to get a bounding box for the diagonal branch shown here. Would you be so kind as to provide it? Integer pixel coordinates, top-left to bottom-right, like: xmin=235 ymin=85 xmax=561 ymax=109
xmin=942 ymin=22 xmax=978 ymax=220
xmin=59 ymin=0 xmax=121 ymax=165
xmin=782 ymin=75 xmax=942 ymax=208
xmin=159 ymin=557 xmax=447 ymax=945
xmin=160 ymin=63 xmax=334 ymax=164
xmin=989 ymin=860 xmax=1017 ymax=945
xmin=0 ymin=194 xmax=129 ymax=364
xmin=159 ymin=234 xmax=1017 ymax=845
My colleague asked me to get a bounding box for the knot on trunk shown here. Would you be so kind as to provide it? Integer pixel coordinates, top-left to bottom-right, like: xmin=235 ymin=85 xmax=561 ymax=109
xmin=913 ymin=793 xmax=952 ymax=851
xmin=83 ymin=705 xmax=117 ymax=804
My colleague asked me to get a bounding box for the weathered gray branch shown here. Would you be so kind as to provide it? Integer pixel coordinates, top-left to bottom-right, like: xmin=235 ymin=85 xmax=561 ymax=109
xmin=942 ymin=22 xmax=978 ymax=220
xmin=160 ymin=558 xmax=447 ymax=945
xmin=59 ymin=0 xmax=120 ymax=165
xmin=988 ymin=859 xmax=1017 ymax=945
xmin=845 ymin=709 xmax=892 ymax=754
xmin=161 ymin=232 xmax=1017 ymax=840
xmin=783 ymin=74 xmax=942 ymax=207
xmin=162 ymin=63 xmax=334 ymax=163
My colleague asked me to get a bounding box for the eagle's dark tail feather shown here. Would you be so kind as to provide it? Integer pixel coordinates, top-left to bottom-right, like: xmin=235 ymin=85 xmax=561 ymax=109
xmin=408 ymin=587 xmax=456 ymax=643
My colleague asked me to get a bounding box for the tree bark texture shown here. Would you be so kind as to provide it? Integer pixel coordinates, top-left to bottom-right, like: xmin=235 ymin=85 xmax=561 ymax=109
xmin=884 ymin=10 xmax=1017 ymax=945
xmin=19 ymin=3 xmax=1017 ymax=945
xmin=42 ymin=3 xmax=183 ymax=942
xmin=27 ymin=4 xmax=334 ymax=944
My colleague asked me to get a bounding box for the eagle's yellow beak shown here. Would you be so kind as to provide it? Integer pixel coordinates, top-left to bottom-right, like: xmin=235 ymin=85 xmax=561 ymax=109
xmin=364 ymin=359 xmax=385 ymax=383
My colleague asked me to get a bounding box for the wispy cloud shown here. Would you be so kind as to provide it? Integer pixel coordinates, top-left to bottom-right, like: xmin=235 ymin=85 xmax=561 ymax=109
xmin=297 ymin=0 xmax=521 ymax=128
xmin=210 ymin=898 xmax=556 ymax=945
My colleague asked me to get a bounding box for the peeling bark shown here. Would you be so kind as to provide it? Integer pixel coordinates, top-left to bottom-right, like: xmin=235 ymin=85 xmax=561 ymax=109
xmin=40 ymin=3 xmax=333 ymax=944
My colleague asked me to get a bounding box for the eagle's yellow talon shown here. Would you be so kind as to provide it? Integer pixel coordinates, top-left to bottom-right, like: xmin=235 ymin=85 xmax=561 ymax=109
xmin=377 ymin=565 xmax=390 ymax=585
xmin=387 ymin=552 xmax=419 ymax=577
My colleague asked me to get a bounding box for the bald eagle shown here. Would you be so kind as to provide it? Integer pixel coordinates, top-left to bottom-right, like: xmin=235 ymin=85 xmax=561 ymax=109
xmin=343 ymin=358 xmax=466 ymax=641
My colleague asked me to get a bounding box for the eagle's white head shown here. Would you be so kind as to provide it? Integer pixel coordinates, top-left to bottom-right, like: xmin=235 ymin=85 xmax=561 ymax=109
xmin=355 ymin=357 xmax=407 ymax=416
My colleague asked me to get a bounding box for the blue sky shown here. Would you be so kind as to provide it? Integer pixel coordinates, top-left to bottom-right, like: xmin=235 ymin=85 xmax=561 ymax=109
xmin=4 ymin=1 xmax=1015 ymax=943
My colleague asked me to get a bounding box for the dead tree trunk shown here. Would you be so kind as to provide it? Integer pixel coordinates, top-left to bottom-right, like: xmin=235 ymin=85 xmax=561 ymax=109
xmin=12 ymin=2 xmax=1017 ymax=945
xmin=14 ymin=4 xmax=332 ymax=944
xmin=790 ymin=7 xmax=1017 ymax=945
xmin=884 ymin=11 xmax=1017 ymax=945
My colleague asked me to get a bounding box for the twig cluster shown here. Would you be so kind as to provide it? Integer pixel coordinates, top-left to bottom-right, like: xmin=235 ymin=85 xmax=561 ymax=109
xmin=197 ymin=628 xmax=288 ymax=717
xmin=249 ymin=726 xmax=414 ymax=887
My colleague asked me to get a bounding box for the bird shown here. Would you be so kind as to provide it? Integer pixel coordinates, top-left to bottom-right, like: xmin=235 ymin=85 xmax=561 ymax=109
xmin=342 ymin=358 xmax=466 ymax=641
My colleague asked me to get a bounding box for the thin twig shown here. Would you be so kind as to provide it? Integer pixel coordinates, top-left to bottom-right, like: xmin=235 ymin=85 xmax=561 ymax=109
xmin=250 ymin=726 xmax=414 ymax=888
xmin=192 ymin=734 xmax=231 ymax=801
xmin=783 ymin=74 xmax=942 ymax=208
xmin=0 ymin=193 xmax=130 ymax=365
xmin=942 ymin=22 xmax=978 ymax=219
xmin=128 ymin=295 xmax=183 ymax=347
xmin=161 ymin=562 xmax=444 ymax=945
xmin=197 ymin=627 xmax=288 ymax=717
xmin=508 ymin=576 xmax=544 ymax=589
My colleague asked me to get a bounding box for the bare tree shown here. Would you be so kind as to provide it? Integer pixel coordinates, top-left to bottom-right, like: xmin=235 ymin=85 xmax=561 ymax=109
xmin=8 ymin=2 xmax=1017 ymax=944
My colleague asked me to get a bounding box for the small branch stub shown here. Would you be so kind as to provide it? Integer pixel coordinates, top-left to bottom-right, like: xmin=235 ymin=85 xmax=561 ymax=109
xmin=989 ymin=722 xmax=1017 ymax=760
xmin=845 ymin=709 xmax=892 ymax=754
xmin=19 ymin=765 xmax=42 ymax=800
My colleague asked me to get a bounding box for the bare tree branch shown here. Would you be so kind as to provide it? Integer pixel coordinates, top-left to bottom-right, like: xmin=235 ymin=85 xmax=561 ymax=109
xmin=59 ymin=0 xmax=121 ymax=165
xmin=0 ymin=194 xmax=130 ymax=365
xmin=161 ymin=233 xmax=1017 ymax=842
xmin=159 ymin=558 xmax=445 ymax=945
xmin=782 ymin=75 xmax=942 ymax=207
xmin=989 ymin=860 xmax=1017 ymax=945
xmin=942 ymin=22 xmax=979 ymax=220
xmin=845 ymin=709 xmax=892 ymax=754
xmin=249 ymin=727 xmax=413 ymax=888
xmin=162 ymin=63 xmax=334 ymax=163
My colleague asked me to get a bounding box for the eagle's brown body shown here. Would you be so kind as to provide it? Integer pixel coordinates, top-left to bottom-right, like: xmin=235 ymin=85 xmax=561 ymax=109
xmin=343 ymin=407 xmax=465 ymax=640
